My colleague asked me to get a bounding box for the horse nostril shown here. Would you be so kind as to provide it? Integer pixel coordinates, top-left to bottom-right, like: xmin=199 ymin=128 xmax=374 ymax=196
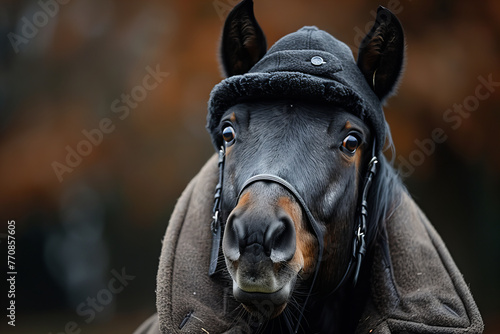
xmin=265 ymin=216 xmax=296 ymax=263
xmin=223 ymin=215 xmax=241 ymax=261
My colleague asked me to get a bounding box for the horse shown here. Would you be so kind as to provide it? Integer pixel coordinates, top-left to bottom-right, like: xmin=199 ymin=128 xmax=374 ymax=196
xmin=134 ymin=1 xmax=483 ymax=333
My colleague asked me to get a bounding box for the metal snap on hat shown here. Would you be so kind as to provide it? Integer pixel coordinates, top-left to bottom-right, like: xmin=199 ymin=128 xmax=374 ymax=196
xmin=311 ymin=56 xmax=325 ymax=66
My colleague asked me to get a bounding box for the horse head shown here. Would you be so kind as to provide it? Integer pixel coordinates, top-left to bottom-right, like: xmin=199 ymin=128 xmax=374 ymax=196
xmin=207 ymin=0 xmax=405 ymax=321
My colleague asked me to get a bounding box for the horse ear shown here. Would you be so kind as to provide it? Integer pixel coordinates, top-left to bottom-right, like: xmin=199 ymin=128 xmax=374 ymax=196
xmin=357 ymin=6 xmax=405 ymax=101
xmin=220 ymin=0 xmax=267 ymax=77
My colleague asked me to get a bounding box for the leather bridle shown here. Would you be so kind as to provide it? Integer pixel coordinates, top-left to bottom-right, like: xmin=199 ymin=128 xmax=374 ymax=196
xmin=208 ymin=140 xmax=378 ymax=332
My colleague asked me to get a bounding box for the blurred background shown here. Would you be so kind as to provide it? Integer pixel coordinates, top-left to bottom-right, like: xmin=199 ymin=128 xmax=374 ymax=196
xmin=0 ymin=0 xmax=498 ymax=333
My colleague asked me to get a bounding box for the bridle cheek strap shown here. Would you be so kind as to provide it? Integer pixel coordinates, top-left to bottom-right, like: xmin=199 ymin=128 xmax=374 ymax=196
xmin=208 ymin=148 xmax=225 ymax=277
xmin=352 ymin=154 xmax=378 ymax=286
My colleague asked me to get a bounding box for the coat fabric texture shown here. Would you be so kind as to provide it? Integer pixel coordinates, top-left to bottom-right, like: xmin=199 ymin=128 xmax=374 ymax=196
xmin=135 ymin=25 xmax=483 ymax=333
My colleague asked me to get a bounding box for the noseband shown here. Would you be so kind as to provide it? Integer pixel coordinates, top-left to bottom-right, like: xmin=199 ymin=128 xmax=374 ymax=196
xmin=209 ymin=141 xmax=378 ymax=332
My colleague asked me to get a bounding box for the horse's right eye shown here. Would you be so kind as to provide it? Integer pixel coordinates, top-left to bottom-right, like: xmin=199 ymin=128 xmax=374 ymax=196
xmin=222 ymin=126 xmax=236 ymax=145
xmin=341 ymin=134 xmax=359 ymax=154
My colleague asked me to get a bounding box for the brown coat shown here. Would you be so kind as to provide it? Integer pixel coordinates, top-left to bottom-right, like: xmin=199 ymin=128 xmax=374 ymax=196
xmin=134 ymin=155 xmax=483 ymax=334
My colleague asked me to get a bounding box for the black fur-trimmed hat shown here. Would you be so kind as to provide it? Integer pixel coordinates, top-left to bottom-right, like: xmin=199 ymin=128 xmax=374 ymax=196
xmin=207 ymin=4 xmax=405 ymax=153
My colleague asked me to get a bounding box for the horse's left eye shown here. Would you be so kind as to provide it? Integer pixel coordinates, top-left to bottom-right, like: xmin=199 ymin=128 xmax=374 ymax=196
xmin=342 ymin=135 xmax=359 ymax=154
xmin=222 ymin=126 xmax=236 ymax=145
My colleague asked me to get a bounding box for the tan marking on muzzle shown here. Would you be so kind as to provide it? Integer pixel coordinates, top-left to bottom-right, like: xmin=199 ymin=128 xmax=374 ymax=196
xmin=277 ymin=196 xmax=317 ymax=277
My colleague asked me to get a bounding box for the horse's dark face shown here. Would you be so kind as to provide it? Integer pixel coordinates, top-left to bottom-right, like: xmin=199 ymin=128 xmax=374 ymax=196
xmin=220 ymin=101 xmax=370 ymax=316
xmin=214 ymin=0 xmax=404 ymax=320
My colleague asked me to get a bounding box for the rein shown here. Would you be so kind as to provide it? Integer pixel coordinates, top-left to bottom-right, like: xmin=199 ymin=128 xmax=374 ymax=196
xmin=209 ymin=141 xmax=378 ymax=332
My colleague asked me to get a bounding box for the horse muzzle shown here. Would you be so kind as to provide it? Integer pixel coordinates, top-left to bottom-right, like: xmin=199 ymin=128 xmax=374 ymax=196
xmin=222 ymin=181 xmax=312 ymax=318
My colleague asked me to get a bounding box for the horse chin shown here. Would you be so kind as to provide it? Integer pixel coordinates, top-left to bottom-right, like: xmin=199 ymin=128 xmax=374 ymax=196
xmin=232 ymin=278 xmax=295 ymax=319
xmin=243 ymin=301 xmax=287 ymax=319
